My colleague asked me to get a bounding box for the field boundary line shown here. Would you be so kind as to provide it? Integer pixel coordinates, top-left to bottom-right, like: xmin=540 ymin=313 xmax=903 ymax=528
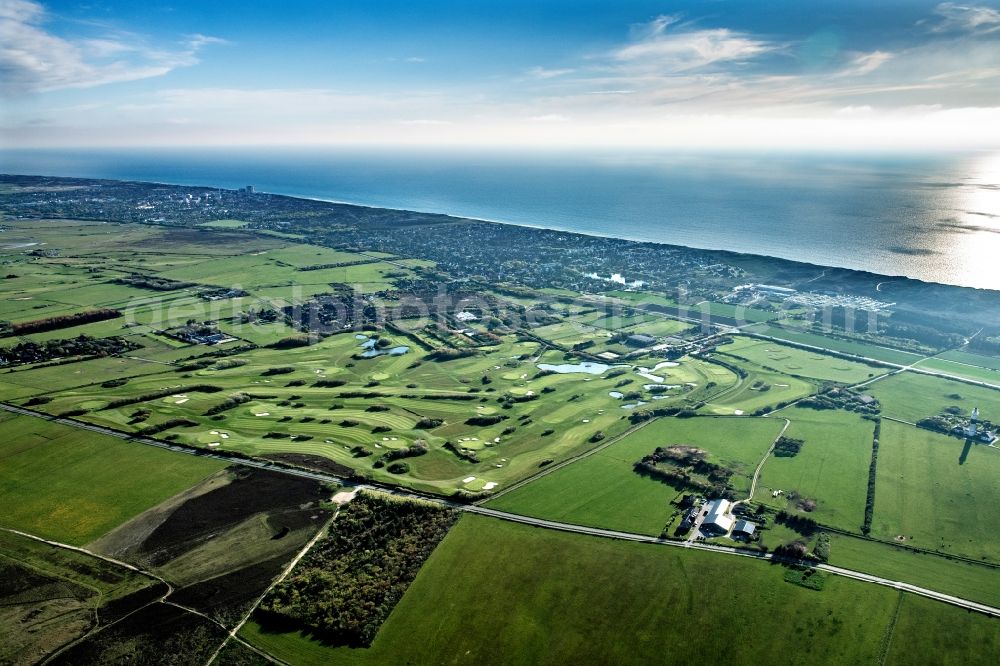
xmin=876 ymin=590 xmax=905 ymax=666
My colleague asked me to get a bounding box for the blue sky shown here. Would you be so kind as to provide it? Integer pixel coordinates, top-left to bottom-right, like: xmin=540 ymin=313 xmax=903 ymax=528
xmin=2 ymin=0 xmax=999 ymax=149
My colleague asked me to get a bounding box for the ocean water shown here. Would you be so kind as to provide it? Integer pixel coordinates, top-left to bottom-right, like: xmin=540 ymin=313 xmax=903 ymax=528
xmin=2 ymin=148 xmax=998 ymax=290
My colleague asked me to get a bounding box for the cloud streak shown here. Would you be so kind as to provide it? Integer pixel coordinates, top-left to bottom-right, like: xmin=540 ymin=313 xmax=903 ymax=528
xmin=613 ymin=17 xmax=777 ymax=73
xmin=0 ymin=0 xmax=225 ymax=94
xmin=929 ymin=2 xmax=1000 ymax=34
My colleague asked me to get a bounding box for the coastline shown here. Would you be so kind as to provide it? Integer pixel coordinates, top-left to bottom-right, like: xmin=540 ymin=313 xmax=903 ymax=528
xmin=6 ymin=170 xmax=988 ymax=296
xmin=1 ymin=147 xmax=990 ymax=291
xmin=0 ymin=174 xmax=1000 ymax=299
xmin=208 ymin=184 xmax=1000 ymax=297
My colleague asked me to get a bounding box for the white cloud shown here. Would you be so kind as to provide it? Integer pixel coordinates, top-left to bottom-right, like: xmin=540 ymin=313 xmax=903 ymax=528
xmin=526 ymin=66 xmax=575 ymax=79
xmin=613 ymin=16 xmax=777 ymax=73
xmin=80 ymin=38 xmax=136 ymax=58
xmin=186 ymin=34 xmax=230 ymax=49
xmin=929 ymin=3 xmax=1000 ymax=34
xmin=0 ymin=0 xmax=225 ymax=94
xmin=630 ymin=14 xmax=682 ymax=40
xmin=839 ymin=50 xmax=894 ymax=77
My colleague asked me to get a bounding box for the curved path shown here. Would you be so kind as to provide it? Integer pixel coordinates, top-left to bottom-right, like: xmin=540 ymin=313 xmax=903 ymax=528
xmin=736 ymin=418 xmax=790 ymax=507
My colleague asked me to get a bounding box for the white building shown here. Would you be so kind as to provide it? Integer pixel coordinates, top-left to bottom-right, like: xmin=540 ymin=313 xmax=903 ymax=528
xmin=968 ymin=407 xmax=980 ymax=438
xmin=702 ymin=498 xmax=734 ymax=535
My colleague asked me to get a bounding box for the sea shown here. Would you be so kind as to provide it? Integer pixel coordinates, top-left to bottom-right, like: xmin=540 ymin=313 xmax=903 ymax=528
xmin=2 ymin=148 xmax=998 ymax=291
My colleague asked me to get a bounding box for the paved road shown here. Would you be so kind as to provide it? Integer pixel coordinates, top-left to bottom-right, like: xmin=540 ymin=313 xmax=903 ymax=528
xmin=742 ymin=332 xmax=1000 ymax=391
xmin=463 ymin=506 xmax=1000 ymax=618
xmin=5 ymin=401 xmax=1000 ymax=620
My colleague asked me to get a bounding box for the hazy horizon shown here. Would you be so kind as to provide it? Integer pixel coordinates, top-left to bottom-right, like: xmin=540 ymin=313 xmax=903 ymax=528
xmin=3 ymin=0 xmax=1000 ymax=151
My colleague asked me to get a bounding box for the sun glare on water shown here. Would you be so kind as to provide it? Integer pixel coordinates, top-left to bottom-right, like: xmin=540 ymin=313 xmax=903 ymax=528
xmin=944 ymin=152 xmax=1000 ymax=289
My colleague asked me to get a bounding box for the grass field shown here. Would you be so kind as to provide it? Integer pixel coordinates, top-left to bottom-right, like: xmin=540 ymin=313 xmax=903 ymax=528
xmin=913 ymin=357 xmax=1000 ymax=386
xmin=0 ymin=414 xmax=225 ymax=544
xmin=873 ymin=420 xmax=1000 ymax=562
xmin=938 ymin=349 xmax=1000 ymax=371
xmin=702 ymin=364 xmax=814 ymax=415
xmin=699 ymin=301 xmax=779 ymax=323
xmin=826 ymin=533 xmax=1000 ymax=608
xmin=865 ymin=371 xmax=1000 ymax=423
xmin=719 ymin=336 xmax=886 ymax=384
xmin=487 ymin=416 xmax=785 ymax=535
xmin=240 ymin=514 xmax=1000 ymax=665
xmin=744 ymin=324 xmax=927 ymax=366
xmin=885 ymin=593 xmax=1000 ymax=665
xmin=199 ymin=219 xmax=250 ymax=228
xmin=756 ymin=407 xmax=875 ymax=533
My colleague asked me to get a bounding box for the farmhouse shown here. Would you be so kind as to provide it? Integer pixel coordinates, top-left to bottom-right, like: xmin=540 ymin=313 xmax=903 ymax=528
xmin=733 ymin=520 xmax=756 ymax=538
xmin=701 ymin=498 xmax=734 ymax=535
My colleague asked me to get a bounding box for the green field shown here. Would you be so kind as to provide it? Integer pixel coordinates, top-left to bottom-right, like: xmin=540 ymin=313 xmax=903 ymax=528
xmin=720 ymin=336 xmax=886 ymax=384
xmin=913 ymin=357 xmax=1000 ymax=386
xmin=699 ymin=301 xmax=779 ymax=322
xmin=938 ymin=349 xmax=1000 ymax=371
xmin=865 ymin=371 xmax=1000 ymax=423
xmin=873 ymin=420 xmax=1000 ymax=562
xmin=701 ymin=335 xmax=892 ymax=416
xmin=745 ymin=324 xmax=927 ymax=366
xmin=885 ymin=593 xmax=1000 ymax=665
xmin=756 ymin=407 xmax=875 ymax=533
xmin=199 ymin=219 xmax=250 ymax=228
xmin=240 ymin=514 xmax=1000 ymax=665
xmin=487 ymin=416 xmax=785 ymax=535
xmin=702 ymin=364 xmax=814 ymax=415
xmin=826 ymin=534 xmax=1000 ymax=608
xmin=0 ymin=414 xmax=225 ymax=544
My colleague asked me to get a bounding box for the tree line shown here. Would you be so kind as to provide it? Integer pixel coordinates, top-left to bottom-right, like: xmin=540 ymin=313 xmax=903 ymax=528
xmin=256 ymin=493 xmax=458 ymax=647
xmin=6 ymin=308 xmax=121 ymax=336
